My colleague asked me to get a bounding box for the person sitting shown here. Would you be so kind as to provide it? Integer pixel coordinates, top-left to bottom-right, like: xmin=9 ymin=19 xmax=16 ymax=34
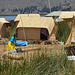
xmin=7 ymin=34 xmax=16 ymax=51
xmin=7 ymin=34 xmax=23 ymax=54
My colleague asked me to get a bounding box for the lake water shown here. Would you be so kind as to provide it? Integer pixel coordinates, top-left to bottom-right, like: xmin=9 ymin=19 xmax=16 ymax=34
xmin=0 ymin=16 xmax=17 ymax=21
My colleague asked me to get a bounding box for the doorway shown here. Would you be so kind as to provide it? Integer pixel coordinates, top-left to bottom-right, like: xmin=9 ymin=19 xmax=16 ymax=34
xmin=40 ymin=28 xmax=49 ymax=40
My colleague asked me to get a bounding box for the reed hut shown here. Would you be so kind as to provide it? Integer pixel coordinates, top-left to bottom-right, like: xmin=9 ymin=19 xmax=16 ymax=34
xmin=15 ymin=14 xmax=57 ymax=41
xmin=59 ymin=11 xmax=75 ymax=44
xmin=0 ymin=18 xmax=10 ymax=38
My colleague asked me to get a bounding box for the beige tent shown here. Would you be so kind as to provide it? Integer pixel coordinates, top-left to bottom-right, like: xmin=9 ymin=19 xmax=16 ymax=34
xmin=15 ymin=14 xmax=57 ymax=41
xmin=59 ymin=11 xmax=75 ymax=45
xmin=0 ymin=18 xmax=10 ymax=38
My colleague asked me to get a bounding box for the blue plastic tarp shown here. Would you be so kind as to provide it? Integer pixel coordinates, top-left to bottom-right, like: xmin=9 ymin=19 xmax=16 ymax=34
xmin=6 ymin=40 xmax=29 ymax=46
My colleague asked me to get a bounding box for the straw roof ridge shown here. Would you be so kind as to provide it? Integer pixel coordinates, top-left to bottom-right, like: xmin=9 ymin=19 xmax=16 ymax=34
xmin=15 ymin=14 xmax=41 ymax=21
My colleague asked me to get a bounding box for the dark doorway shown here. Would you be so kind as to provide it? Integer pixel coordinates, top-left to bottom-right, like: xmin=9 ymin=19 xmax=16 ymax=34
xmin=40 ymin=28 xmax=49 ymax=40
xmin=40 ymin=33 xmax=47 ymax=40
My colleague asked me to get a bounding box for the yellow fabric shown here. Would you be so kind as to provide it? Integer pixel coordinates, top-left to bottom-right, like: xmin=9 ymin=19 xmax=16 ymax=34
xmin=7 ymin=41 xmax=16 ymax=51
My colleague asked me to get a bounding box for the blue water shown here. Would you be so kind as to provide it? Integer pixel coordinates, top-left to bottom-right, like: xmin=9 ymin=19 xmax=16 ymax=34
xmin=0 ymin=16 xmax=17 ymax=21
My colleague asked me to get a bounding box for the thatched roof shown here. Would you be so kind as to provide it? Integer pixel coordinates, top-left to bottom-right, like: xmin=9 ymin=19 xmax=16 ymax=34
xmin=0 ymin=18 xmax=9 ymax=23
xmin=15 ymin=16 xmax=55 ymax=35
xmin=15 ymin=14 xmax=41 ymax=21
xmin=0 ymin=18 xmax=10 ymax=30
xmin=59 ymin=11 xmax=75 ymax=19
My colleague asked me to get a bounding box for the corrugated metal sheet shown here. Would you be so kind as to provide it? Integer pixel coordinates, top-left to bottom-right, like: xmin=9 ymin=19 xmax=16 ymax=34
xmin=45 ymin=11 xmax=63 ymax=17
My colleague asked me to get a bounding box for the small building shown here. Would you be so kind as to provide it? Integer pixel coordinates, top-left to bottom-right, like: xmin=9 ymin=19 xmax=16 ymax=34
xmin=0 ymin=18 xmax=10 ymax=38
xmin=59 ymin=11 xmax=75 ymax=45
xmin=15 ymin=14 xmax=57 ymax=41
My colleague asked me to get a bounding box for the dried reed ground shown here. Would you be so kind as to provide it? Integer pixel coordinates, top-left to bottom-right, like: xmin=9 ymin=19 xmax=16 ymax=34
xmin=0 ymin=44 xmax=65 ymax=57
xmin=0 ymin=44 xmax=75 ymax=75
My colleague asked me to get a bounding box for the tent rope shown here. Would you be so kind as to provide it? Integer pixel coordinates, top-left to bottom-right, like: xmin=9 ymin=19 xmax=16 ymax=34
xmin=19 ymin=15 xmax=26 ymax=42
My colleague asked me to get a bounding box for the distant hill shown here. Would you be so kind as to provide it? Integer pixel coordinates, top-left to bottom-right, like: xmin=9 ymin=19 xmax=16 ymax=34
xmin=0 ymin=0 xmax=75 ymax=15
